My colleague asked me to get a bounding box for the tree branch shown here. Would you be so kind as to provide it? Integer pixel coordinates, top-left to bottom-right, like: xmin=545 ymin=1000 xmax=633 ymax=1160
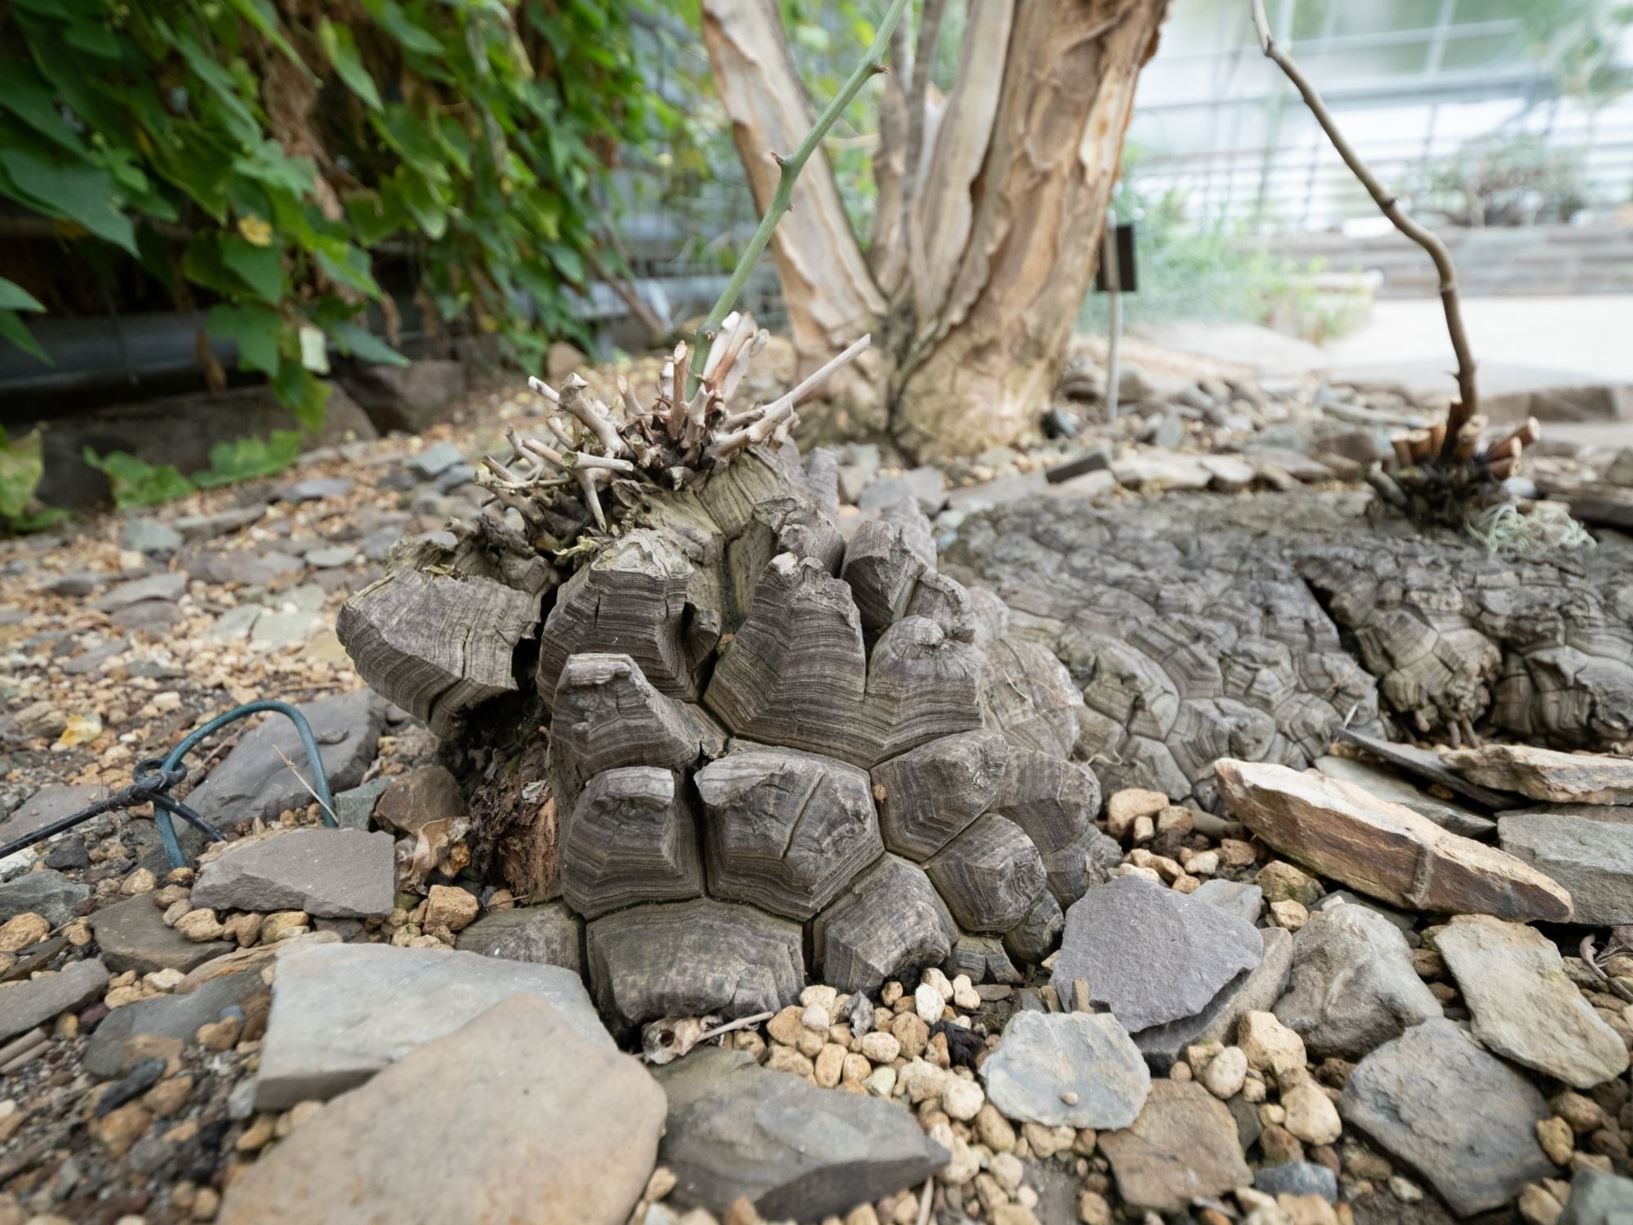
xmin=690 ymin=0 xmax=911 ymax=385
xmin=1250 ymin=0 xmax=1477 ymax=454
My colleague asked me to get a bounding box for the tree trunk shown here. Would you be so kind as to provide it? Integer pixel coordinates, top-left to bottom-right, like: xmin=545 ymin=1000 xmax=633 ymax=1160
xmin=701 ymin=0 xmax=1171 ymax=460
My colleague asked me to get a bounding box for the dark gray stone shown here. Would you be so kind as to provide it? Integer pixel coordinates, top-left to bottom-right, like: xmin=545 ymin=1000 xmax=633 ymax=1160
xmin=84 ymin=968 xmax=264 ymax=1078
xmin=979 ymin=1010 xmax=1150 ymax=1128
xmin=1132 ymin=926 xmax=1293 ymax=1072
xmin=276 ymin=477 xmax=355 ymax=503
xmin=454 ymin=904 xmax=583 ymax=975
xmin=121 ymin=518 xmax=184 ymax=557
xmin=1499 ymin=806 xmax=1633 ymax=925
xmin=1341 ymin=1018 xmax=1554 ymax=1217
xmin=0 ymin=869 xmax=90 ymax=927
xmin=656 ymin=1047 xmax=946 ymax=1220
xmin=183 ymin=549 xmax=303 ymax=587
xmin=0 ymin=958 xmax=108 ymax=1043
xmin=333 ymin=777 xmax=391 ymax=831
xmin=91 ymin=572 xmax=186 ymax=612
xmin=1255 ymin=1161 xmax=1338 ymax=1203
xmin=183 ymin=691 xmax=384 ymax=827
xmin=191 ymin=829 xmax=395 ymax=918
xmin=255 ymin=942 xmax=609 ymax=1110
xmin=89 ymin=894 xmax=234 ymax=975
xmin=1050 ymin=875 xmax=1262 ymax=1033
xmin=408 ymin=441 xmax=464 ymax=479
xmin=342 ymin=358 xmax=468 ymax=434
xmin=1561 ymin=1168 xmax=1633 ymax=1225
xmin=174 ymin=505 xmax=267 ymax=542
xmin=1275 ymin=902 xmax=1442 ymax=1059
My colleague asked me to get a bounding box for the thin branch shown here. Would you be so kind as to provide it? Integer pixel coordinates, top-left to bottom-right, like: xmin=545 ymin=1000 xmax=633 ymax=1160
xmin=1250 ymin=0 xmax=1477 ymax=455
xmin=905 ymin=0 xmax=946 ymax=199
xmin=689 ymin=0 xmax=911 ymax=385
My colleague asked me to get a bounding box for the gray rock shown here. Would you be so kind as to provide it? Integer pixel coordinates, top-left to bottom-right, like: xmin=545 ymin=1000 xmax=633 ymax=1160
xmin=1099 ymin=1079 xmax=1253 ymax=1212
xmin=89 ymin=894 xmax=234 ymax=975
xmin=0 ymin=958 xmax=108 ymax=1043
xmin=859 ymin=467 xmax=947 ymax=515
xmin=84 ymin=968 xmax=264 ymax=1078
xmin=1313 ymin=754 xmax=1495 ymax=839
xmin=1341 ymin=1018 xmax=1554 ymax=1217
xmin=184 ymin=549 xmax=303 ymax=586
xmin=1275 ymin=902 xmax=1442 ymax=1058
xmin=409 ymin=440 xmax=464 ymax=479
xmin=174 ymin=505 xmax=267 ymax=541
xmin=304 ymin=545 xmax=357 ymax=569
xmin=1190 ymin=878 xmax=1263 ymax=926
xmin=1499 ymin=806 xmax=1633 ymax=925
xmin=341 ymin=358 xmax=467 ymax=434
xmin=332 ymin=777 xmax=391 ymax=831
xmin=121 ymin=518 xmax=184 ymax=557
xmin=92 ymin=572 xmax=186 ymax=612
xmin=0 ymin=783 xmax=108 ymax=847
xmin=1308 ymin=889 xmax=1415 ymax=930
xmin=111 ymin=598 xmax=184 ymax=631
xmin=276 ymin=477 xmax=354 ymax=503
xmin=1255 ymin=1161 xmax=1338 ymax=1203
xmin=1562 ymin=1168 xmax=1633 ymax=1225
xmin=455 ymin=904 xmax=583 ymax=975
xmin=255 ymin=942 xmax=609 ymax=1109
xmin=1436 ymin=914 xmax=1629 ymax=1089
xmin=1051 ymin=875 xmax=1262 ymax=1033
xmin=0 ymin=869 xmax=89 ymax=926
xmin=980 ymin=1010 xmax=1151 ymax=1128
xmin=1132 ymin=926 xmax=1293 ymax=1072
xmin=183 ymin=691 xmax=384 ymax=828
xmin=191 ymin=829 xmax=395 ymax=918
xmin=249 ymin=607 xmax=323 ymax=650
xmin=220 ymin=996 xmax=663 ymax=1225
xmin=655 ymin=1047 xmax=946 ymax=1220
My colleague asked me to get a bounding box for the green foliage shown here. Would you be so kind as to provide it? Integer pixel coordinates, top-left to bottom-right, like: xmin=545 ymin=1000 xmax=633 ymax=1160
xmin=83 ymin=447 xmax=198 ymax=508
xmin=1079 ymin=149 xmax=1366 ymax=343
xmin=1419 ymin=134 xmax=1588 ymax=227
xmin=0 ymin=0 xmax=659 ymax=407
xmin=1 ymin=426 xmax=58 ymax=532
xmin=83 ymin=424 xmax=305 ymax=508
xmin=1520 ymin=0 xmax=1633 ymax=110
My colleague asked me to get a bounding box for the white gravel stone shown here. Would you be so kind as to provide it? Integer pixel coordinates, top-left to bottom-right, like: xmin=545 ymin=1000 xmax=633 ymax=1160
xmin=1200 ymin=1045 xmax=1248 ymax=1099
xmin=942 ymin=1076 xmax=985 ymax=1121
xmin=1282 ymin=1081 xmax=1342 ymax=1145
xmin=915 ymin=983 xmax=944 ymax=1024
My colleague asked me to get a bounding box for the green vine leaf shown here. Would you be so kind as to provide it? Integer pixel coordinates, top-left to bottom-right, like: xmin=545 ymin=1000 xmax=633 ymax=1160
xmin=208 ymin=303 xmax=284 ymax=377
xmin=318 ymin=19 xmax=384 ymax=112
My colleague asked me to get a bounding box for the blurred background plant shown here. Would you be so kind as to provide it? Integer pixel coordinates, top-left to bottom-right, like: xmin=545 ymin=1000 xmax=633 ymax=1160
xmin=1418 ymin=135 xmax=1590 ymax=228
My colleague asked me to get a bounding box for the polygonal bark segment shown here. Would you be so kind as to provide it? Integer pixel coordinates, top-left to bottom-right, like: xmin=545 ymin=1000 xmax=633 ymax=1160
xmin=694 ymin=745 xmax=884 ymax=921
xmin=810 ymin=855 xmax=957 ymax=994
xmin=536 ymin=529 xmax=721 ymax=711
xmin=560 ymin=768 xmax=704 ymax=920
xmin=337 ymin=570 xmax=539 ymax=736
xmin=1040 ymin=827 xmax=1123 ymax=909
xmin=841 ymin=501 xmax=934 ymax=639
xmin=1004 ymin=890 xmax=1065 ymax=964
xmin=548 ymin=654 xmax=725 ymax=811
xmin=907 ymin=570 xmax=980 ymax=644
xmin=924 ymin=814 xmax=1047 ymax=934
xmin=586 ymin=899 xmax=804 ymax=1034
xmin=946 ymin=932 xmax=1022 ymax=985
xmin=704 ymin=554 xmax=870 ymax=761
xmin=980 ymin=635 xmax=1084 ymax=758
xmin=993 ymin=749 xmax=1100 ymax=854
xmin=871 ymin=731 xmax=1010 ymax=861
xmin=864 ymin=617 xmax=986 ymax=760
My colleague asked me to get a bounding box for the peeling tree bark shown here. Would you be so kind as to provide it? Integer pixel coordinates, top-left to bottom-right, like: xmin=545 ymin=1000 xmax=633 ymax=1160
xmin=701 ymin=0 xmax=1171 ymax=459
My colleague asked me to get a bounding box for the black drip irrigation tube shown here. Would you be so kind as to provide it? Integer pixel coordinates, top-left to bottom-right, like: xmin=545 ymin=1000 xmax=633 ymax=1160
xmin=1 ymin=700 xmax=336 ymax=870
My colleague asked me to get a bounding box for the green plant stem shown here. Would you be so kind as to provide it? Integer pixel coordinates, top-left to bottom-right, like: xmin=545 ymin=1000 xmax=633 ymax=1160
xmin=689 ymin=0 xmax=910 ymax=385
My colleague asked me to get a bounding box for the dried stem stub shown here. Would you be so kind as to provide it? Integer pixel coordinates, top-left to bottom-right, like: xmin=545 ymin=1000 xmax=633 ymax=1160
xmin=475 ymin=316 xmax=871 ymax=559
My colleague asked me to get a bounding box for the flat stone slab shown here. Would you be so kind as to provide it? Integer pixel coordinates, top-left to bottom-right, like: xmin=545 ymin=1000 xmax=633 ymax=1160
xmin=1562 ymin=1168 xmax=1633 ymax=1224
xmin=0 ymin=957 xmax=108 ymax=1043
xmin=184 ymin=691 xmax=384 ymax=827
xmin=1436 ymin=914 xmax=1629 ymax=1089
xmin=1216 ymin=759 xmax=1572 ymax=921
xmin=980 ymin=1010 xmax=1150 ymax=1128
xmin=1275 ymin=901 xmax=1442 ymax=1059
xmin=1099 ymin=1079 xmax=1252 ymax=1212
xmin=222 ymin=996 xmax=663 ymax=1225
xmin=0 ymin=783 xmax=108 ymax=847
xmin=1132 ymin=926 xmax=1293 ymax=1072
xmin=1498 ymin=806 xmax=1633 ymax=925
xmin=0 ymin=869 xmax=90 ymax=927
xmin=455 ymin=904 xmax=583 ymax=975
xmin=656 ymin=1047 xmax=946 ymax=1221
xmin=92 ymin=572 xmax=186 ymax=612
xmin=1443 ymin=743 xmax=1633 ymax=806
xmin=1050 ymin=875 xmax=1262 ymax=1033
xmin=1313 ymin=754 xmax=1495 ymax=839
xmin=191 ymin=828 xmax=394 ymax=918
xmin=255 ymin=942 xmax=609 ymax=1110
xmin=1341 ymin=1018 xmax=1555 ymax=1217
xmin=90 ymin=894 xmax=233 ymax=975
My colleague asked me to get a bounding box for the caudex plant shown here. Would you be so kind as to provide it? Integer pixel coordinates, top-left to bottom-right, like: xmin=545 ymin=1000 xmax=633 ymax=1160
xmin=1250 ymin=0 xmax=1539 ymax=528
